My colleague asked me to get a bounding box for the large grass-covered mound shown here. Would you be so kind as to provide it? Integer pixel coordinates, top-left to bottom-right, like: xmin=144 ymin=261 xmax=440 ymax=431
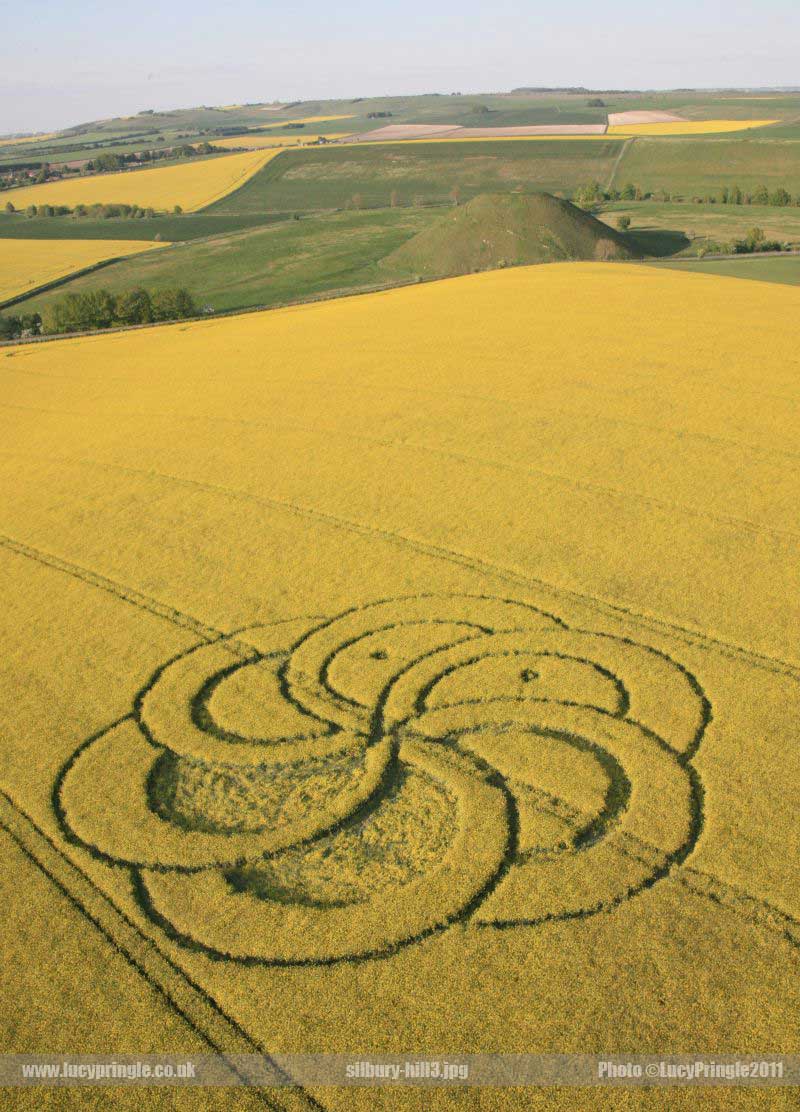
xmin=381 ymin=191 xmax=639 ymax=277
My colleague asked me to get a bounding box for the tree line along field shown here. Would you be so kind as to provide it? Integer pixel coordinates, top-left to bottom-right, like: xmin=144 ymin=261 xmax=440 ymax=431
xmin=0 ymin=263 xmax=798 ymax=1106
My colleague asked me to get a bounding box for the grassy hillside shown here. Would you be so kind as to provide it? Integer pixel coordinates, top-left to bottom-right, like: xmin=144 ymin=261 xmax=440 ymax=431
xmin=614 ymin=137 xmax=800 ymax=195
xmin=207 ymin=140 xmax=624 ymax=214
xmin=382 ymin=193 xmax=638 ymax=278
xmin=15 ymin=207 xmax=443 ymax=317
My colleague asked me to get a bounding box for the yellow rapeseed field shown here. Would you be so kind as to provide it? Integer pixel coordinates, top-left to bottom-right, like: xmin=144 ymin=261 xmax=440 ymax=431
xmin=0 ymin=149 xmax=281 ymax=214
xmin=0 ymin=131 xmax=59 ymax=147
xmin=1 ymin=262 xmax=798 ymax=1108
xmin=254 ymin=113 xmax=356 ymax=126
xmin=608 ymin=118 xmax=778 ymax=135
xmin=0 ymin=238 xmax=167 ymax=303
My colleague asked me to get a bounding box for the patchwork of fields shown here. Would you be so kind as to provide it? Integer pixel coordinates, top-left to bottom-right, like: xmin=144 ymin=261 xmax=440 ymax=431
xmin=1 ymin=263 xmax=798 ymax=1108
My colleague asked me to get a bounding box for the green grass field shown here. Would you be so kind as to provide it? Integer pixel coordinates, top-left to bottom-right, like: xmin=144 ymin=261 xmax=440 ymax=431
xmin=207 ymin=140 xmax=624 ymax=213
xmin=0 ymin=212 xmax=290 ymax=242
xmin=649 ymin=253 xmax=800 ymax=287
xmin=14 ymin=207 xmax=443 ymax=316
xmin=613 ymin=137 xmax=800 ymax=195
xmin=597 ymin=201 xmax=800 ymax=255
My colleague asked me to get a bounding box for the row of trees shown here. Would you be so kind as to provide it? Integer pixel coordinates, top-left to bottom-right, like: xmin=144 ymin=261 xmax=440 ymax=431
xmin=5 ymin=201 xmax=182 ymax=219
xmin=697 ymin=227 xmax=789 ymax=257
xmin=574 ymin=180 xmax=800 ymax=208
xmin=44 ymin=287 xmax=197 ymax=334
xmin=84 ymin=142 xmax=217 ymax=174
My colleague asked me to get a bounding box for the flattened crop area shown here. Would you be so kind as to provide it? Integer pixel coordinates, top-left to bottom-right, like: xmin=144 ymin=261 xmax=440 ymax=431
xmin=0 ymin=263 xmax=798 ymax=1109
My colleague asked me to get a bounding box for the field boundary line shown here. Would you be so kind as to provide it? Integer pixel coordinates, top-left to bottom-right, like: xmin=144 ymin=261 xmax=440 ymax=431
xmin=17 ymin=449 xmax=797 ymax=681
xmin=0 ymin=784 xmax=324 ymax=1110
xmin=0 ymin=532 xmax=224 ymax=642
xmin=4 ymin=420 xmax=799 ymax=548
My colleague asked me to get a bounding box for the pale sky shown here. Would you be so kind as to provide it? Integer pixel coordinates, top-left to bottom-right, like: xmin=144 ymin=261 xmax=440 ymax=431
xmin=2 ymin=0 xmax=799 ymax=133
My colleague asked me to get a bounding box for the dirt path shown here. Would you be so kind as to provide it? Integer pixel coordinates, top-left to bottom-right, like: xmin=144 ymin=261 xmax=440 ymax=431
xmin=606 ymin=137 xmax=635 ymax=193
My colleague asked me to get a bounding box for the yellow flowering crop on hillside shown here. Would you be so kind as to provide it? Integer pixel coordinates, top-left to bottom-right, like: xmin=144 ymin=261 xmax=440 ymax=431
xmin=1 ymin=262 xmax=798 ymax=1105
xmin=0 ymin=131 xmax=60 ymax=147
xmin=608 ymin=118 xmax=777 ymax=136
xmin=0 ymin=149 xmax=281 ymax=214
xmin=0 ymin=238 xmax=167 ymax=303
xmin=254 ymin=113 xmax=355 ymax=126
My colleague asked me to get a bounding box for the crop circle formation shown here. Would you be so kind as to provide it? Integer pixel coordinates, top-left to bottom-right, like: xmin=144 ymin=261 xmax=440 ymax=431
xmin=56 ymin=594 xmax=708 ymax=964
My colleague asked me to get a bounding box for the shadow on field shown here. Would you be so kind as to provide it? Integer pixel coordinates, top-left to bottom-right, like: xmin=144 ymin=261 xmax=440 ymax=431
xmin=628 ymin=228 xmax=691 ymax=257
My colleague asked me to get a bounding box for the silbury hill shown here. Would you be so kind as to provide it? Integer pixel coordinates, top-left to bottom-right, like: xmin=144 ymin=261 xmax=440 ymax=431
xmin=381 ymin=191 xmax=640 ymax=278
